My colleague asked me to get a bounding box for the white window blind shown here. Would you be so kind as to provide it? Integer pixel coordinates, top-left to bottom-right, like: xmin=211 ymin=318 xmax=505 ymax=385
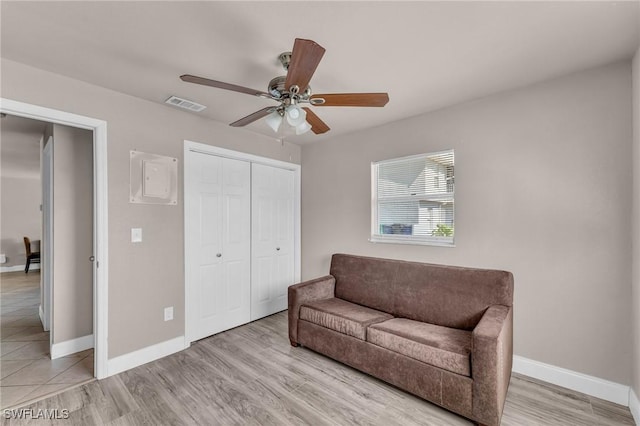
xmin=371 ymin=150 xmax=454 ymax=246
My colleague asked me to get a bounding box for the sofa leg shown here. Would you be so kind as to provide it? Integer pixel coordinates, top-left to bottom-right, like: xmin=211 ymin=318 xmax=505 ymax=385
xmin=290 ymin=340 xmax=299 ymax=347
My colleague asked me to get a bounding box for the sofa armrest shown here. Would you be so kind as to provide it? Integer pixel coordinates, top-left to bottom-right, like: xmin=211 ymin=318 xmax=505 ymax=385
xmin=471 ymin=305 xmax=513 ymax=426
xmin=288 ymin=275 xmax=336 ymax=346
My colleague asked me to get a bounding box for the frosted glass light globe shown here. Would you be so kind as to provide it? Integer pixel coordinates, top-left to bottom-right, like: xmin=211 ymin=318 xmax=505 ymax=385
xmin=296 ymin=121 xmax=312 ymax=135
xmin=265 ymin=111 xmax=283 ymax=132
xmin=285 ymin=105 xmax=306 ymax=126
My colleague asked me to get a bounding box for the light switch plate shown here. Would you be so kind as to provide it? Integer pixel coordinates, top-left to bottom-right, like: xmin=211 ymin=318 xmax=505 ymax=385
xmin=164 ymin=306 xmax=174 ymax=321
xmin=131 ymin=228 xmax=142 ymax=243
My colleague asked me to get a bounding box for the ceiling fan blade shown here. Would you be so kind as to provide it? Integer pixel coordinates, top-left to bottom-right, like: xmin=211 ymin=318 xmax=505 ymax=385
xmin=310 ymin=93 xmax=389 ymax=107
xmin=180 ymin=74 xmax=270 ymax=98
xmin=285 ymin=39 xmax=326 ymax=93
xmin=302 ymin=108 xmax=330 ymax=134
xmin=230 ymin=107 xmax=276 ymax=127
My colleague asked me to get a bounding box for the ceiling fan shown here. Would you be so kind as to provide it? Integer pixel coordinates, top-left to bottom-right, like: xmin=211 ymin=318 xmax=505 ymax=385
xmin=180 ymin=38 xmax=389 ymax=136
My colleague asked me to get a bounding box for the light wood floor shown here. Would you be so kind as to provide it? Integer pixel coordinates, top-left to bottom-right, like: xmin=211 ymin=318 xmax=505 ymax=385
xmin=0 ymin=271 xmax=94 ymax=409
xmin=0 ymin=309 xmax=634 ymax=425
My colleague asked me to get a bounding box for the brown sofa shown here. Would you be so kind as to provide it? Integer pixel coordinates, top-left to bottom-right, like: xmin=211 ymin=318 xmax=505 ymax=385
xmin=288 ymin=254 xmax=514 ymax=426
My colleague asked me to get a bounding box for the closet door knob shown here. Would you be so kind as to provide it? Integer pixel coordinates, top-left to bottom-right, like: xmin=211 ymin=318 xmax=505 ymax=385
xmin=216 ymin=253 xmax=222 ymax=258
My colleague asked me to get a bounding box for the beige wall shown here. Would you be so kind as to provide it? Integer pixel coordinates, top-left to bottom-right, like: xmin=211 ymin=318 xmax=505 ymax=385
xmin=301 ymin=61 xmax=633 ymax=384
xmin=1 ymin=58 xmax=301 ymax=358
xmin=0 ymin=176 xmax=41 ymax=267
xmin=632 ymin=47 xmax=640 ymax=400
xmin=51 ymin=124 xmax=94 ymax=344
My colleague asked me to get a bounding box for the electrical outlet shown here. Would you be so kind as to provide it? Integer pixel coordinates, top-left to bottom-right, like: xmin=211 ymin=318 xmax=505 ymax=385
xmin=131 ymin=228 xmax=142 ymax=243
xmin=164 ymin=306 xmax=173 ymax=321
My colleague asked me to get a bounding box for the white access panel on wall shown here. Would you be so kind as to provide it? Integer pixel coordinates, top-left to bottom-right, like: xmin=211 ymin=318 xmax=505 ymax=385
xmin=251 ymin=163 xmax=295 ymax=320
xmin=186 ymin=151 xmax=251 ymax=342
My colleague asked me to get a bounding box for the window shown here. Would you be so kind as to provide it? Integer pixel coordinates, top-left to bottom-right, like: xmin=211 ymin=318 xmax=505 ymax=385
xmin=371 ymin=150 xmax=454 ymax=246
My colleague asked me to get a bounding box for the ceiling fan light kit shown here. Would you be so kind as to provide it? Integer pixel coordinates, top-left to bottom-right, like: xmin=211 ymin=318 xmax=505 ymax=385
xmin=180 ymin=38 xmax=389 ymax=136
xmin=285 ymin=104 xmax=306 ymax=126
xmin=295 ymin=121 xmax=312 ymax=135
xmin=265 ymin=110 xmax=283 ymax=132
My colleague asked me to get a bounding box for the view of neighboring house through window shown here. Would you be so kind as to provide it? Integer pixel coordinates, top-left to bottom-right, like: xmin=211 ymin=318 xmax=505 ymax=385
xmin=371 ymin=149 xmax=454 ymax=246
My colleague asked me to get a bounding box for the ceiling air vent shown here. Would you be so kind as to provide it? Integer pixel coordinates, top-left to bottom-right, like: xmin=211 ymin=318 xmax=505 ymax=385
xmin=165 ymin=96 xmax=207 ymax=112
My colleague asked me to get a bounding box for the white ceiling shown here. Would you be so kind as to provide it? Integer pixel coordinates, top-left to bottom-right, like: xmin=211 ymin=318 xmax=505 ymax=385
xmin=1 ymin=115 xmax=46 ymax=179
xmin=1 ymin=1 xmax=638 ymax=144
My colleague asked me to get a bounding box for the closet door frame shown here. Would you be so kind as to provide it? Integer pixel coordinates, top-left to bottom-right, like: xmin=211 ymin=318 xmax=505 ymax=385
xmin=183 ymin=140 xmax=301 ymax=347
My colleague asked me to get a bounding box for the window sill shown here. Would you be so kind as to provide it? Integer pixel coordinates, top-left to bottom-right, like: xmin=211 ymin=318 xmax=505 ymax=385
xmin=369 ymin=235 xmax=455 ymax=247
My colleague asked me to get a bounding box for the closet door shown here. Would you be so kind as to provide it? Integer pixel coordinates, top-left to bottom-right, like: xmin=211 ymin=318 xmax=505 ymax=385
xmin=251 ymin=163 xmax=295 ymax=320
xmin=187 ymin=151 xmax=251 ymax=342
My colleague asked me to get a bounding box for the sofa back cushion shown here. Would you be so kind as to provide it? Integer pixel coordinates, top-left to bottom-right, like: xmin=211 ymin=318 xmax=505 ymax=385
xmin=330 ymin=254 xmax=513 ymax=330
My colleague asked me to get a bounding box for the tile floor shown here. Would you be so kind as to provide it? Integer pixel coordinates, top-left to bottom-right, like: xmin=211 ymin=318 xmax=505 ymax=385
xmin=0 ymin=271 xmax=94 ymax=409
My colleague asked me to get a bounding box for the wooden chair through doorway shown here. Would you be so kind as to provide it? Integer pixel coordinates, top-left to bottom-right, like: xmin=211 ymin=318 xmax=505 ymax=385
xmin=23 ymin=237 xmax=40 ymax=273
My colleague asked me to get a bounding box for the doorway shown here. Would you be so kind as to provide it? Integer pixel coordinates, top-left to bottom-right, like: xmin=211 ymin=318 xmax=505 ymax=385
xmin=0 ymin=99 xmax=108 ymax=384
xmin=0 ymin=114 xmax=97 ymax=409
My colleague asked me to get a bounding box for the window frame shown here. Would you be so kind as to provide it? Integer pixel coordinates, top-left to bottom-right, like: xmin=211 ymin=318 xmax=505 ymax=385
xmin=370 ymin=150 xmax=455 ymax=247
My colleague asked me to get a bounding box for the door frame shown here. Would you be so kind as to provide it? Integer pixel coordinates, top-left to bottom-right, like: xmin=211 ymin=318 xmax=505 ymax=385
xmin=1 ymin=98 xmax=109 ymax=379
xmin=183 ymin=140 xmax=301 ymax=346
xmin=41 ymin=137 xmax=53 ymax=332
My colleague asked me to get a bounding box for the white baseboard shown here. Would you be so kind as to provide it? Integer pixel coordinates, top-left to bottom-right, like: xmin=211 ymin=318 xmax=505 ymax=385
xmin=629 ymin=387 xmax=639 ymax=425
xmin=513 ymin=355 xmax=630 ymax=406
xmin=0 ymin=264 xmax=40 ymax=273
xmin=51 ymin=334 xmax=94 ymax=359
xmin=107 ymin=336 xmax=186 ymax=377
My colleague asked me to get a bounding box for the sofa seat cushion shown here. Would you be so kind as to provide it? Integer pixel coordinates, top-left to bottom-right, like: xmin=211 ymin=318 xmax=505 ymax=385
xmin=299 ymin=298 xmax=393 ymax=341
xmin=368 ymin=318 xmax=472 ymax=376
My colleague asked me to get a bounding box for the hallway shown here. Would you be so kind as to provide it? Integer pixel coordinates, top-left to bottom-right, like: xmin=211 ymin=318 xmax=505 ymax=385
xmin=0 ymin=271 xmax=93 ymax=409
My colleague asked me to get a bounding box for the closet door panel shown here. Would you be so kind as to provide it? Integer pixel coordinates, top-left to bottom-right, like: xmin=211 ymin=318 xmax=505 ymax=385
xmin=199 ymin=193 xmax=221 ymax=265
xmin=220 ymin=158 xmax=251 ymax=331
xmin=200 ymin=264 xmax=223 ymax=318
xmin=255 ymin=256 xmax=273 ymax=303
xmin=251 ymin=163 xmax=295 ymax=320
xmin=187 ymin=152 xmax=250 ymax=342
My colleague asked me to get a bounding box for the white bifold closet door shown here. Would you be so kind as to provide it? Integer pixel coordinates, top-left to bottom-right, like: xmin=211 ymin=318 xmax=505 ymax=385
xmin=251 ymin=163 xmax=295 ymax=320
xmin=187 ymin=151 xmax=251 ymax=342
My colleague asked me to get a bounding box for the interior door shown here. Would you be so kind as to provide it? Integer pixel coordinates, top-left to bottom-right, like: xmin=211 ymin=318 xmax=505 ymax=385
xmin=187 ymin=151 xmax=251 ymax=342
xmin=251 ymin=163 xmax=295 ymax=320
xmin=50 ymin=126 xmax=94 ymax=355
